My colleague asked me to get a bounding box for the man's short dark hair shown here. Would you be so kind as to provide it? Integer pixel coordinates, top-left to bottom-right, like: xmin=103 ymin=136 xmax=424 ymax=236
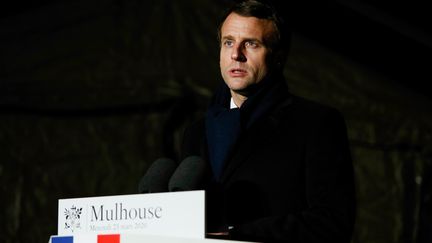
xmin=217 ymin=0 xmax=291 ymax=64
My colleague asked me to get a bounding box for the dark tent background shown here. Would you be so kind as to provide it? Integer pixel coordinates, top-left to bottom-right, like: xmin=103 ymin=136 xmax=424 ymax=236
xmin=1 ymin=1 xmax=431 ymax=242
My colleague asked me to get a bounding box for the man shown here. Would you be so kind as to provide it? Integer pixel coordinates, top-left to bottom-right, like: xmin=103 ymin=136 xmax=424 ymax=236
xmin=181 ymin=0 xmax=356 ymax=242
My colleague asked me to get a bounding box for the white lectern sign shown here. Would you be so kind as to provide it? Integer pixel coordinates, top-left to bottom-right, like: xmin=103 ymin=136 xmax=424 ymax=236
xmin=58 ymin=191 xmax=205 ymax=239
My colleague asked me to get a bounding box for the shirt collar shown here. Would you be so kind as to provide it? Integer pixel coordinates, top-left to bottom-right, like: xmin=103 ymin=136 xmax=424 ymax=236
xmin=230 ymin=97 xmax=239 ymax=109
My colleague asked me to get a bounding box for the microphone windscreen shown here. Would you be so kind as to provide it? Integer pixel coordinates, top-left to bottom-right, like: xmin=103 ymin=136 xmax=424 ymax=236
xmin=138 ymin=158 xmax=177 ymax=193
xmin=168 ymin=156 xmax=206 ymax=191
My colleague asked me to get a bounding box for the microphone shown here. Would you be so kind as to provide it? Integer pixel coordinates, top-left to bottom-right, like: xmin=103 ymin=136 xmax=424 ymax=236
xmin=138 ymin=157 xmax=177 ymax=193
xmin=168 ymin=156 xmax=207 ymax=192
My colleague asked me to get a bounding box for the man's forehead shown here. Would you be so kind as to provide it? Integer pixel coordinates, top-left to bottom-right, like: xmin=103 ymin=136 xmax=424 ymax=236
xmin=221 ymin=13 xmax=275 ymax=40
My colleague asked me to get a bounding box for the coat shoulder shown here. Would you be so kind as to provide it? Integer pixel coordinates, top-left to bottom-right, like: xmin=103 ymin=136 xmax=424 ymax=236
xmin=277 ymin=95 xmax=346 ymax=124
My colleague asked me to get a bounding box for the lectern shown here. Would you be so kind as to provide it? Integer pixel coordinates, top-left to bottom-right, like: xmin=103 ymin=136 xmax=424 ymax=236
xmin=49 ymin=191 xmax=258 ymax=243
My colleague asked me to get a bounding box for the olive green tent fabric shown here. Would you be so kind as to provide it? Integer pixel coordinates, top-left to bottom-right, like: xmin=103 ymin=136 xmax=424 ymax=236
xmin=1 ymin=1 xmax=431 ymax=243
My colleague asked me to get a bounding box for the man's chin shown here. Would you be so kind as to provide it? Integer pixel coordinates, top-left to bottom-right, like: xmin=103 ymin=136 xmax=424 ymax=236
xmin=228 ymin=85 xmax=258 ymax=97
xmin=230 ymin=81 xmax=267 ymax=96
xmin=226 ymin=78 xmax=249 ymax=89
xmin=228 ymin=84 xmax=248 ymax=93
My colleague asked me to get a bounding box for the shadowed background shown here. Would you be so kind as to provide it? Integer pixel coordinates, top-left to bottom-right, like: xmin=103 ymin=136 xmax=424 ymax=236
xmin=1 ymin=0 xmax=431 ymax=242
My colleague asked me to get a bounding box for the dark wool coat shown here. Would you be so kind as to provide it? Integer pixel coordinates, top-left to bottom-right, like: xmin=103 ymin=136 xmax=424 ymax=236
xmin=181 ymin=79 xmax=356 ymax=243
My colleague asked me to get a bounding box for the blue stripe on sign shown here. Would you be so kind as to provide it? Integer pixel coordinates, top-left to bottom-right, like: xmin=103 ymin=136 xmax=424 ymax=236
xmin=52 ymin=236 xmax=73 ymax=243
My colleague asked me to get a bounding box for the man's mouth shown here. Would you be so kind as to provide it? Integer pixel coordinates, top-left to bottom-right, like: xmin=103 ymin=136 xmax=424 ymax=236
xmin=229 ymin=68 xmax=247 ymax=77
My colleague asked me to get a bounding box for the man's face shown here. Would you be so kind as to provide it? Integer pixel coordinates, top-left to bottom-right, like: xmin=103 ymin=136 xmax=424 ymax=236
xmin=219 ymin=12 xmax=276 ymax=95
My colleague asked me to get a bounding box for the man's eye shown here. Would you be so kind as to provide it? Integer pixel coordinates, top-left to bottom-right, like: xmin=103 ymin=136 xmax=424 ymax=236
xmin=224 ymin=40 xmax=234 ymax=47
xmin=245 ymin=41 xmax=258 ymax=48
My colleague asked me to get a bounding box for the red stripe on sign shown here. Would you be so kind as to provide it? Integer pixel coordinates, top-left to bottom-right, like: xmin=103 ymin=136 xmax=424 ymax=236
xmin=98 ymin=234 xmax=120 ymax=243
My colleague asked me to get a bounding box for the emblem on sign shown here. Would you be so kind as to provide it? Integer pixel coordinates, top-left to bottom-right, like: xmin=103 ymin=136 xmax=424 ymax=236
xmin=64 ymin=205 xmax=82 ymax=233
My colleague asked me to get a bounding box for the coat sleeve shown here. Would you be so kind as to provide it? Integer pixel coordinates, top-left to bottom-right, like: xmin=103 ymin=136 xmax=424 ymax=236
xmin=229 ymin=108 xmax=356 ymax=243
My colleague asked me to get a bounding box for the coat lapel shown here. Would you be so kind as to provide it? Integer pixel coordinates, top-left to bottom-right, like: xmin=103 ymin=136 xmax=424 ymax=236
xmin=219 ymin=124 xmax=264 ymax=183
xmin=219 ymin=97 xmax=293 ymax=183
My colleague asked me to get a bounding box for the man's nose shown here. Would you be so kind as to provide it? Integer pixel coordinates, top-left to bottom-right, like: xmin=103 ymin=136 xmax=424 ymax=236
xmin=231 ymin=45 xmax=246 ymax=62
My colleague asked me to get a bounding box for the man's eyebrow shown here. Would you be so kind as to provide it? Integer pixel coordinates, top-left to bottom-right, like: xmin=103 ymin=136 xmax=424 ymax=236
xmin=221 ymin=35 xmax=263 ymax=44
xmin=221 ymin=35 xmax=235 ymax=40
xmin=243 ymin=38 xmax=262 ymax=43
